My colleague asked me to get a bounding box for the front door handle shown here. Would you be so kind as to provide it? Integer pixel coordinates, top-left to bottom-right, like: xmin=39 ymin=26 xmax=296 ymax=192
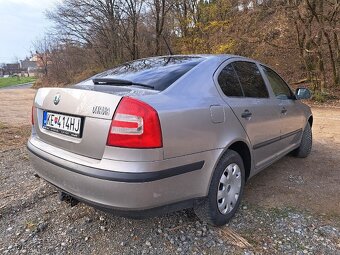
xmin=281 ymin=107 xmax=287 ymax=114
xmin=241 ymin=110 xmax=252 ymax=119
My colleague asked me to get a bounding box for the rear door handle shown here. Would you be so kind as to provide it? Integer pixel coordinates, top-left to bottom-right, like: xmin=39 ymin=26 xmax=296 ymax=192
xmin=281 ymin=107 xmax=287 ymax=114
xmin=241 ymin=110 xmax=252 ymax=119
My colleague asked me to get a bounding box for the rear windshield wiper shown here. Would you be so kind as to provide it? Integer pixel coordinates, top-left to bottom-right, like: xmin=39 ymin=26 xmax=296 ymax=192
xmin=92 ymin=78 xmax=154 ymax=89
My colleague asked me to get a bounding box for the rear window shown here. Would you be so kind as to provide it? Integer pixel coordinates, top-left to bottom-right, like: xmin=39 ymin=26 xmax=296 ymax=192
xmin=94 ymin=56 xmax=205 ymax=91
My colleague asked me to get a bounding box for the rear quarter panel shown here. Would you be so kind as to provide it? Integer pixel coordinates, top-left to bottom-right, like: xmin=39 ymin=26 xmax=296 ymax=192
xmin=140 ymin=57 xmax=253 ymax=161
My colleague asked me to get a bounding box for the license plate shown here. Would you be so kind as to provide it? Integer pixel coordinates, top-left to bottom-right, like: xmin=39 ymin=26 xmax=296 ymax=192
xmin=42 ymin=111 xmax=82 ymax=138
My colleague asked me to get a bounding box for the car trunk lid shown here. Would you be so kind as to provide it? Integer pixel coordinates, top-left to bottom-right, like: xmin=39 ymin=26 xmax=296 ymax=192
xmin=33 ymin=87 xmax=122 ymax=159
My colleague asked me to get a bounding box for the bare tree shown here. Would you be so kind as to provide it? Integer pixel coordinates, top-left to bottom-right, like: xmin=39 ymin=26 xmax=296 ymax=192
xmin=39 ymin=0 xmax=339 ymax=94
xmin=117 ymin=0 xmax=144 ymax=59
xmin=286 ymin=0 xmax=339 ymax=91
xmin=33 ymin=35 xmax=53 ymax=76
xmin=147 ymin=0 xmax=173 ymax=54
xmin=47 ymin=0 xmax=123 ymax=67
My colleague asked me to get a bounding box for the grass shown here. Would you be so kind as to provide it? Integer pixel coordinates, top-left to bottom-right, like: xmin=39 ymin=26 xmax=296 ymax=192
xmin=0 ymin=77 xmax=37 ymax=88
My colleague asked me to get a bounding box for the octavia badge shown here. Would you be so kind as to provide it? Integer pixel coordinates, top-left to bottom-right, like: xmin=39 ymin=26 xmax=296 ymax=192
xmin=53 ymin=93 xmax=61 ymax=105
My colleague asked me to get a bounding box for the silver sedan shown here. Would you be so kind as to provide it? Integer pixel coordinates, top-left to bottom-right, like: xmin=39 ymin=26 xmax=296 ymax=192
xmin=28 ymin=55 xmax=312 ymax=226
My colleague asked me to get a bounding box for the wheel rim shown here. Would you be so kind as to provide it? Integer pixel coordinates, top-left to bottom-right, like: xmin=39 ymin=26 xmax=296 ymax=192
xmin=217 ymin=163 xmax=242 ymax=215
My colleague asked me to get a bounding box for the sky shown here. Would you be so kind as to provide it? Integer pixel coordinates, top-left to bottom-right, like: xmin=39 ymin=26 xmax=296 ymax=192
xmin=0 ymin=0 xmax=60 ymax=64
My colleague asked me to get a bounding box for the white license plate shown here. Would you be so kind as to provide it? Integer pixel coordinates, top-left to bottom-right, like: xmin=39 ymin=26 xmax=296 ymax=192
xmin=43 ymin=111 xmax=82 ymax=138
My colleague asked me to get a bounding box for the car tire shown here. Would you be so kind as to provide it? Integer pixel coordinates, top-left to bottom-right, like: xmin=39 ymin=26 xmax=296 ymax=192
xmin=194 ymin=149 xmax=245 ymax=226
xmin=293 ymin=122 xmax=312 ymax=158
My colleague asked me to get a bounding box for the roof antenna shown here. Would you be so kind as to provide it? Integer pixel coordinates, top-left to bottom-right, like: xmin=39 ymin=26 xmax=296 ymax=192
xmin=162 ymin=35 xmax=174 ymax=55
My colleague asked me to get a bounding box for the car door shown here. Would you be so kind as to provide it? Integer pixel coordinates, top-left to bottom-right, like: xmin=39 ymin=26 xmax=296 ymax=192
xmin=215 ymin=60 xmax=282 ymax=170
xmin=259 ymin=65 xmax=305 ymax=155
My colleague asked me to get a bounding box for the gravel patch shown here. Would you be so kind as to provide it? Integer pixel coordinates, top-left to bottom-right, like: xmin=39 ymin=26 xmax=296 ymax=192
xmin=0 ymin=148 xmax=339 ymax=254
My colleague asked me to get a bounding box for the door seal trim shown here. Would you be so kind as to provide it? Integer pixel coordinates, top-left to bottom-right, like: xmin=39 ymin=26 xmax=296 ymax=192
xmin=253 ymin=129 xmax=302 ymax=150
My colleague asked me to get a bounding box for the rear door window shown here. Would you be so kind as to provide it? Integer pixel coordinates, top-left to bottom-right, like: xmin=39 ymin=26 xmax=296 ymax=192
xmin=217 ymin=64 xmax=244 ymax=97
xmin=232 ymin=61 xmax=269 ymax=98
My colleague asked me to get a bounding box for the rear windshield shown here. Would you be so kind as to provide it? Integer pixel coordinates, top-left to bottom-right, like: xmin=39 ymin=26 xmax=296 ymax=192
xmin=93 ymin=56 xmax=205 ymax=91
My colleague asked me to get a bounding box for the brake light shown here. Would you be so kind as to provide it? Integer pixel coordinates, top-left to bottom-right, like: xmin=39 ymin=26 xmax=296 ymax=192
xmin=31 ymin=106 xmax=35 ymax=125
xmin=107 ymin=97 xmax=162 ymax=148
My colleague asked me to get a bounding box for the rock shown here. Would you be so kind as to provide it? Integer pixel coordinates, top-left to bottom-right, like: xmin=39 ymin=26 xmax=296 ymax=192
xmin=205 ymin=240 xmax=215 ymax=248
xmin=84 ymin=217 xmax=93 ymax=223
xmin=244 ymin=251 xmax=254 ymax=255
xmin=318 ymin=226 xmax=339 ymax=238
xmin=145 ymin=241 xmax=151 ymax=246
xmin=37 ymin=222 xmax=48 ymax=232
xmin=180 ymin=235 xmax=186 ymax=242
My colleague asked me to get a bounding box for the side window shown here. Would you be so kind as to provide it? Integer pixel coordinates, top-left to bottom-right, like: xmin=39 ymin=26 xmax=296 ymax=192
xmin=232 ymin=61 xmax=269 ymax=98
xmin=260 ymin=65 xmax=294 ymax=100
xmin=217 ymin=64 xmax=244 ymax=97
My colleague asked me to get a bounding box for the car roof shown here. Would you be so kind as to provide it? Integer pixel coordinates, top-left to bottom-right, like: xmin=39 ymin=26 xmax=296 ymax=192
xmin=150 ymin=54 xmax=257 ymax=65
xmin=155 ymin=54 xmax=250 ymax=59
xmin=132 ymin=54 xmax=251 ymax=61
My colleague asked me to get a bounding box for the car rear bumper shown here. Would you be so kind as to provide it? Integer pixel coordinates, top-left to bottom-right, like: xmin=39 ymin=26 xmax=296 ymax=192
xmin=27 ymin=138 xmax=221 ymax=212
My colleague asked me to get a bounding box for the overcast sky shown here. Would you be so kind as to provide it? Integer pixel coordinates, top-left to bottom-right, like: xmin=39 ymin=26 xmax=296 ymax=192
xmin=0 ymin=0 xmax=60 ymax=63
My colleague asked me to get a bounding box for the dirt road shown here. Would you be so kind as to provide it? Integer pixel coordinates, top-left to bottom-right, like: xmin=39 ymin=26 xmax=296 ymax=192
xmin=245 ymin=106 xmax=340 ymax=216
xmin=0 ymin=89 xmax=35 ymax=126
xmin=0 ymin=88 xmax=339 ymax=254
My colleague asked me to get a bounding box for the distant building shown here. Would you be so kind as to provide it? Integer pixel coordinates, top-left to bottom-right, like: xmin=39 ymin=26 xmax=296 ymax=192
xmin=20 ymin=58 xmax=38 ymax=77
xmin=1 ymin=54 xmax=45 ymax=77
xmin=3 ymin=63 xmax=22 ymax=76
xmin=20 ymin=58 xmax=37 ymax=70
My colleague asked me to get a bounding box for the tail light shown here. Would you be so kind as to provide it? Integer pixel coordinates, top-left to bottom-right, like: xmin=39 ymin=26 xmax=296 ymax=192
xmin=107 ymin=97 xmax=162 ymax=148
xmin=31 ymin=106 xmax=35 ymax=125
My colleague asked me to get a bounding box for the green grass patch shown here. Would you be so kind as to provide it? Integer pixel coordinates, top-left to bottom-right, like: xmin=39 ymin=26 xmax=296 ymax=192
xmin=0 ymin=77 xmax=37 ymax=88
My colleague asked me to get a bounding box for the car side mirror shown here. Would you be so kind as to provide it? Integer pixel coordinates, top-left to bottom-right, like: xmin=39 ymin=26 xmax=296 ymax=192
xmin=295 ymin=88 xmax=311 ymax=100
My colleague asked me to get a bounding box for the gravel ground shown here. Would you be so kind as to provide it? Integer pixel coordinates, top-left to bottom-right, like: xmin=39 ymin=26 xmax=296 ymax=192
xmin=0 ymin=148 xmax=339 ymax=255
xmin=0 ymin=89 xmax=339 ymax=254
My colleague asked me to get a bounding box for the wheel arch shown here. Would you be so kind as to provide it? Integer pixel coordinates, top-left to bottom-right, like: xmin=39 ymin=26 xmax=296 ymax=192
xmin=228 ymin=141 xmax=252 ymax=182
xmin=212 ymin=140 xmax=252 ymax=185
xmin=308 ymin=115 xmax=313 ymax=128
